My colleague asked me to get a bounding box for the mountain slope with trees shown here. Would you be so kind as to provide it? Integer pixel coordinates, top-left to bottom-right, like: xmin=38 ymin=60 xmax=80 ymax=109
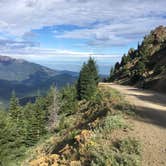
xmin=0 ymin=55 xmax=78 ymax=107
xmin=109 ymin=26 xmax=166 ymax=93
xmin=0 ymin=58 xmax=141 ymax=166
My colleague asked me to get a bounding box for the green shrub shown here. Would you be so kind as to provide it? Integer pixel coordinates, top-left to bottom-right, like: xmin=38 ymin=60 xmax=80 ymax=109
xmin=60 ymin=85 xmax=78 ymax=115
xmin=116 ymin=138 xmax=141 ymax=155
xmin=89 ymin=138 xmax=141 ymax=166
xmin=103 ymin=114 xmax=125 ymax=132
xmin=114 ymin=153 xmax=141 ymax=166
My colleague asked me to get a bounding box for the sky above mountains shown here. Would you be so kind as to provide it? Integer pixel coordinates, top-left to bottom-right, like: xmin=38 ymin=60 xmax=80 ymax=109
xmin=0 ymin=0 xmax=165 ymax=74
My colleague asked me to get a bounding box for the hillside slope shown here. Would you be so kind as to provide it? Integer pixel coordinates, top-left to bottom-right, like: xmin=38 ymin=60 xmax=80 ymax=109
xmin=0 ymin=55 xmax=57 ymax=81
xmin=23 ymin=85 xmax=141 ymax=166
xmin=0 ymin=55 xmax=77 ymax=107
xmin=110 ymin=26 xmax=166 ymax=93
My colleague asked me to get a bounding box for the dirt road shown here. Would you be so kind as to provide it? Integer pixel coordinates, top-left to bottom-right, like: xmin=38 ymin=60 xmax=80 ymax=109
xmin=101 ymin=83 xmax=166 ymax=166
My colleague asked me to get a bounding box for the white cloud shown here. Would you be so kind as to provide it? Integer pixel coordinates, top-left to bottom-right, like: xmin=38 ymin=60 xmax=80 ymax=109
xmin=2 ymin=46 xmax=120 ymax=59
xmin=0 ymin=0 xmax=165 ymax=47
xmin=56 ymin=17 xmax=166 ymax=46
xmin=0 ymin=0 xmax=165 ymax=35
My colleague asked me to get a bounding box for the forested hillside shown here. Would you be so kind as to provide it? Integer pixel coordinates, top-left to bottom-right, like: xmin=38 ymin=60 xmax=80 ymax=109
xmin=109 ymin=26 xmax=166 ymax=93
xmin=0 ymin=55 xmax=77 ymax=108
xmin=0 ymin=58 xmax=141 ymax=166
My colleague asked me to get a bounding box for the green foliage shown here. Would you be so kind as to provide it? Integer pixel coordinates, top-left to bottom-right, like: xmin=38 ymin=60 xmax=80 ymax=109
xmin=115 ymin=62 xmax=120 ymax=71
xmin=109 ymin=67 xmax=115 ymax=81
xmin=117 ymin=138 xmax=141 ymax=156
xmin=9 ymin=91 xmax=20 ymax=120
xmin=21 ymin=85 xmax=142 ymax=165
xmin=103 ymin=114 xmax=125 ymax=132
xmin=131 ymin=61 xmax=146 ymax=83
xmin=25 ymin=100 xmax=47 ymax=146
xmin=87 ymin=57 xmax=100 ymax=84
xmin=8 ymin=91 xmax=28 ymax=146
xmin=77 ymin=57 xmax=99 ymax=100
xmin=136 ymin=61 xmax=146 ymax=75
xmin=128 ymin=48 xmax=135 ymax=59
xmin=154 ymin=65 xmax=166 ymax=75
xmin=89 ymin=134 xmax=141 ymax=166
xmin=1 ymin=83 xmax=73 ymax=164
xmin=0 ymin=110 xmax=26 ymax=165
xmin=121 ymin=54 xmax=131 ymax=66
xmin=60 ymin=85 xmax=78 ymax=115
xmin=109 ymin=27 xmax=166 ymax=87
xmin=0 ymin=57 xmax=144 ymax=166
xmin=122 ymin=66 xmax=131 ymax=76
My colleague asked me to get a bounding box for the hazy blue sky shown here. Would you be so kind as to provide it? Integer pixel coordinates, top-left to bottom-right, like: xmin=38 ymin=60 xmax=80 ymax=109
xmin=0 ymin=0 xmax=165 ymax=74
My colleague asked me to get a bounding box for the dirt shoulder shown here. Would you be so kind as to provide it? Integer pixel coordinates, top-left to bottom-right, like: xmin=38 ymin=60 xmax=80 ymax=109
xmin=100 ymin=83 xmax=166 ymax=166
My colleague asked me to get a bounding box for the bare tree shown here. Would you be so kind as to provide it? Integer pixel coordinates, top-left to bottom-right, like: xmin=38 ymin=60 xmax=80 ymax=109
xmin=47 ymin=86 xmax=60 ymax=132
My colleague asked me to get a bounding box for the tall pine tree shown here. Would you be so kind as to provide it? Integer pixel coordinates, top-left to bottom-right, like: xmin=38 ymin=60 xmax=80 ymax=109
xmin=77 ymin=57 xmax=99 ymax=100
xmin=9 ymin=91 xmax=21 ymax=122
xmin=87 ymin=57 xmax=99 ymax=84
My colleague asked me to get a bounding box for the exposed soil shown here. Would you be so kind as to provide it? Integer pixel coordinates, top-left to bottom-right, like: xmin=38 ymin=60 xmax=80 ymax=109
xmin=100 ymin=83 xmax=166 ymax=166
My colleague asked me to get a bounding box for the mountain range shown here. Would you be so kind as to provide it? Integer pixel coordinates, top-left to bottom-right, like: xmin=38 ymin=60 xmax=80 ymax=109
xmin=0 ymin=55 xmax=78 ymax=107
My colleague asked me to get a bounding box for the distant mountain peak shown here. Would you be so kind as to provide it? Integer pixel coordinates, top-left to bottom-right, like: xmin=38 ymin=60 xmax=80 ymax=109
xmin=0 ymin=55 xmax=25 ymax=64
xmin=151 ymin=26 xmax=166 ymax=42
xmin=0 ymin=55 xmax=78 ymax=106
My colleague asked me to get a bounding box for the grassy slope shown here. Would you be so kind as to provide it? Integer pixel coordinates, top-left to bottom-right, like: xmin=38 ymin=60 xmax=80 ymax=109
xmin=23 ymin=85 xmax=141 ymax=166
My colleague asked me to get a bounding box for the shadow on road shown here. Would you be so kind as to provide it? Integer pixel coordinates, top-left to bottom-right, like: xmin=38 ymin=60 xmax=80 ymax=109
xmin=134 ymin=106 xmax=166 ymax=128
xmin=127 ymin=92 xmax=166 ymax=107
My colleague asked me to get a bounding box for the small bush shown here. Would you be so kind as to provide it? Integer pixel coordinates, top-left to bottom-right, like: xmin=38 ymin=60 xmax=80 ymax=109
xmin=114 ymin=153 xmax=141 ymax=166
xmin=89 ymin=137 xmax=141 ymax=166
xmin=103 ymin=114 xmax=125 ymax=132
xmin=116 ymin=138 xmax=141 ymax=155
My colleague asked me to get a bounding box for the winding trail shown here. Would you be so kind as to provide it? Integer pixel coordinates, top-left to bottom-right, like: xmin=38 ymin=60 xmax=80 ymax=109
xmin=100 ymin=83 xmax=166 ymax=166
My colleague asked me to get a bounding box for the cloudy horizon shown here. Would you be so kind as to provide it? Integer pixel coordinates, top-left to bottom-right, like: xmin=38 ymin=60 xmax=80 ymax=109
xmin=0 ymin=0 xmax=165 ymax=74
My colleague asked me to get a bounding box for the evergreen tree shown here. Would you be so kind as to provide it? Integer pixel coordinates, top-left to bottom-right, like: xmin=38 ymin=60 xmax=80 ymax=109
xmin=115 ymin=62 xmax=120 ymax=70
xmin=77 ymin=57 xmax=99 ymax=100
xmin=122 ymin=65 xmax=130 ymax=76
xmin=77 ymin=63 xmax=91 ymax=100
xmin=0 ymin=110 xmax=25 ymax=164
xmin=136 ymin=61 xmax=146 ymax=75
xmin=87 ymin=57 xmax=99 ymax=84
xmin=121 ymin=54 xmax=127 ymax=66
xmin=60 ymin=85 xmax=78 ymax=115
xmin=109 ymin=67 xmax=115 ymax=81
xmin=34 ymin=96 xmax=47 ymax=135
xmin=131 ymin=61 xmax=146 ymax=83
xmin=9 ymin=91 xmax=20 ymax=121
xmin=24 ymin=99 xmax=46 ymax=146
xmin=8 ymin=91 xmax=29 ymax=148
